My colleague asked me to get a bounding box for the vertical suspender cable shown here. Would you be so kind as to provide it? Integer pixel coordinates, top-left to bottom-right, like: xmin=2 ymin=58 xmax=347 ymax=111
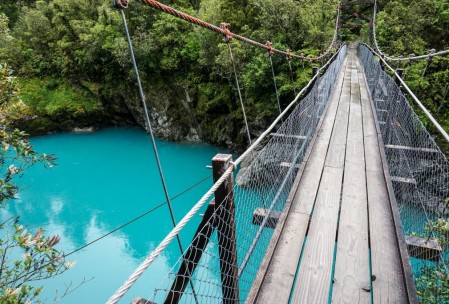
xmin=286 ymin=50 xmax=297 ymax=95
xmin=438 ymin=85 xmax=449 ymax=113
xmin=227 ymin=43 xmax=252 ymax=145
xmin=268 ymin=49 xmax=282 ymax=115
xmin=119 ymin=10 xmax=199 ymax=304
xmin=422 ymin=56 xmax=431 ymax=78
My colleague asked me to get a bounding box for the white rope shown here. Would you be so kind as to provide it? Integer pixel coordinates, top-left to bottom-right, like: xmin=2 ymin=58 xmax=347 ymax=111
xmin=106 ymin=165 xmax=234 ymax=304
xmin=106 ymin=44 xmax=346 ymax=304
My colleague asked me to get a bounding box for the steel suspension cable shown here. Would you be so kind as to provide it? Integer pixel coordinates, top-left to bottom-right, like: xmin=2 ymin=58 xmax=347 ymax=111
xmin=267 ymin=42 xmax=282 ymax=115
xmin=137 ymin=0 xmax=339 ymax=61
xmin=286 ymin=51 xmax=297 ymax=95
xmin=227 ymin=42 xmax=252 ymax=145
xmin=118 ymin=9 xmax=199 ymax=304
xmin=270 ymin=55 xmax=282 ymax=114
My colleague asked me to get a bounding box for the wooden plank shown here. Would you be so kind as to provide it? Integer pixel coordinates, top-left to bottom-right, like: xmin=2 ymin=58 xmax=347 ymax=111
xmin=291 ymin=166 xmax=344 ymax=303
xmin=247 ymin=56 xmax=350 ymax=304
xmin=385 ymin=144 xmax=439 ymax=154
xmin=405 ymin=235 xmax=442 ymax=262
xmin=270 ymin=133 xmax=307 ymax=140
xmin=325 ymin=56 xmax=352 ymax=168
xmin=390 ymin=176 xmax=417 ymax=184
xmin=252 ymin=208 xmax=281 ymax=229
xmin=293 ymin=58 xmax=350 ymax=215
xmin=357 ymin=58 xmax=411 ymax=303
xmin=279 ymin=162 xmax=301 ymax=169
xmin=332 ymin=62 xmax=370 ymax=303
xmin=254 ymin=211 xmax=309 ymax=303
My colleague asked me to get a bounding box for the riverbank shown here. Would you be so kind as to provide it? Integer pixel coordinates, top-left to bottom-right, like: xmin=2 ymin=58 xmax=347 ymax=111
xmin=13 ymin=77 xmax=256 ymax=152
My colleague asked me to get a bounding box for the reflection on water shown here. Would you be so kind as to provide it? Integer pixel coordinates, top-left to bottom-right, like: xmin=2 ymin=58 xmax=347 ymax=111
xmin=2 ymin=127 xmax=228 ymax=303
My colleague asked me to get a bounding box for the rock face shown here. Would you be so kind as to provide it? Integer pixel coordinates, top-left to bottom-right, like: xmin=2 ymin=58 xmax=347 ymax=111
xmin=122 ymin=80 xmax=202 ymax=142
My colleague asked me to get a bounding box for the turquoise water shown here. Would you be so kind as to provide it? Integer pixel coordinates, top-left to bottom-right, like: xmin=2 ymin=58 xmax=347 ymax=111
xmin=1 ymin=127 xmax=230 ymax=303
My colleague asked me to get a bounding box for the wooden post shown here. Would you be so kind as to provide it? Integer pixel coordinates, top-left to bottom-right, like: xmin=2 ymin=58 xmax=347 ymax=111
xmin=212 ymin=154 xmax=239 ymax=303
xmin=165 ymin=200 xmax=217 ymax=304
xmin=395 ymin=68 xmax=404 ymax=87
xmin=380 ymin=54 xmax=385 ymax=71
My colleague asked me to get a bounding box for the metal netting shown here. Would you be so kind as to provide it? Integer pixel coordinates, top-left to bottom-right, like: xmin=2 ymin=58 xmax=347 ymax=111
xmin=359 ymin=44 xmax=449 ymax=302
xmin=144 ymin=46 xmax=347 ymax=304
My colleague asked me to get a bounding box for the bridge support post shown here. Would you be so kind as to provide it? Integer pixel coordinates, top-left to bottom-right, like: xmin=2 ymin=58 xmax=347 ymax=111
xmin=395 ymin=68 xmax=404 ymax=88
xmin=212 ymin=154 xmax=240 ymax=303
xmin=164 ymin=200 xmax=217 ymax=303
xmin=380 ymin=54 xmax=385 ymax=71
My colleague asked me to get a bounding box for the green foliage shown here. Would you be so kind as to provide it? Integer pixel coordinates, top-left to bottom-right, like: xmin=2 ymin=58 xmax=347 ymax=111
xmin=19 ymin=78 xmax=102 ymax=116
xmin=415 ymin=219 xmax=449 ymax=303
xmin=0 ymin=64 xmax=72 ymax=304
xmin=375 ymin=0 xmax=449 ymax=153
xmin=416 ymin=264 xmax=449 ymax=304
xmin=0 ymin=0 xmax=342 ymax=148
xmin=0 ymin=221 xmax=75 ymax=304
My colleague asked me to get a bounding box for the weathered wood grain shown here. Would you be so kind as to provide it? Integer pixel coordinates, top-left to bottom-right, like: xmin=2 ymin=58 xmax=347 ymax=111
xmin=332 ymin=62 xmax=370 ymax=304
xmin=357 ymin=59 xmax=408 ymax=304
xmin=291 ymin=167 xmax=344 ymax=303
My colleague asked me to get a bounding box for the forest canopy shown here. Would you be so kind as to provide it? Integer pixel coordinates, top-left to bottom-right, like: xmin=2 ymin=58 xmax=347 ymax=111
xmin=0 ymin=0 xmax=447 ymax=149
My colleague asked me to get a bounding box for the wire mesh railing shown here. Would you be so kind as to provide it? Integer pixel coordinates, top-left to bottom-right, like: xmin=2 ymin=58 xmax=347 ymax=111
xmin=359 ymin=44 xmax=449 ymax=303
xmin=133 ymin=45 xmax=347 ymax=304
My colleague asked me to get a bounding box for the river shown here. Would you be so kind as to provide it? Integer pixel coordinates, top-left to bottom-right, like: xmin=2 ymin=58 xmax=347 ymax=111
xmin=1 ymin=127 xmax=230 ymax=303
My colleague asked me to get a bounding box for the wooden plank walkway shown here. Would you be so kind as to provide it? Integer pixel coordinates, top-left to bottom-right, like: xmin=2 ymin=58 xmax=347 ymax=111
xmin=247 ymin=46 xmax=413 ymax=303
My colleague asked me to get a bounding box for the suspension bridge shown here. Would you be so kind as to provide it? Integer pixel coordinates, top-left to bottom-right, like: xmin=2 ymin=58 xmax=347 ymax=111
xmin=103 ymin=0 xmax=449 ymax=303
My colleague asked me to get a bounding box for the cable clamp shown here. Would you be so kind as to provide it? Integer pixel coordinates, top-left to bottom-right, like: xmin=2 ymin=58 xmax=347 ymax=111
xmin=427 ymin=49 xmax=436 ymax=61
xmin=286 ymin=49 xmax=293 ymax=60
xmin=112 ymin=0 xmax=129 ymax=9
xmin=220 ymin=23 xmax=232 ymax=43
xmin=229 ymin=161 xmax=237 ymax=171
xmin=266 ymin=41 xmax=273 ymax=55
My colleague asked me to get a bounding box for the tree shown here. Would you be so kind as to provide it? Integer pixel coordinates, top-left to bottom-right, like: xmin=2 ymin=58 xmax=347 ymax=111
xmin=1 ymin=63 xmax=73 ymax=303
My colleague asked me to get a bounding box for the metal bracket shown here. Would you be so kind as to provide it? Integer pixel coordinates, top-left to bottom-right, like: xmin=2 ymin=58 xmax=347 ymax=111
xmin=112 ymin=0 xmax=128 ymax=9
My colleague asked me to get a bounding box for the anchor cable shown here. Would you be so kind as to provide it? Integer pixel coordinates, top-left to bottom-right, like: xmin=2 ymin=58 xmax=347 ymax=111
xmin=1 ymin=172 xmax=213 ymax=289
xmin=138 ymin=0 xmax=340 ymax=61
xmin=119 ymin=9 xmax=199 ymax=303
xmin=286 ymin=50 xmax=297 ymax=95
xmin=267 ymin=41 xmax=282 ymax=114
xmin=226 ymin=42 xmax=252 ymax=145
xmin=63 ymin=173 xmax=213 ymax=259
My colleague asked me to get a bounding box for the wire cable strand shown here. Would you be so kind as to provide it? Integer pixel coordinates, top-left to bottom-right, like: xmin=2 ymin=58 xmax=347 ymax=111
xmin=227 ymin=43 xmax=252 ymax=145
xmin=64 ymin=173 xmax=213 ymax=258
xmin=1 ymin=173 xmax=213 ymax=290
xmin=138 ymin=0 xmax=340 ymax=61
xmin=268 ymin=50 xmax=282 ymax=115
xmin=119 ymin=10 xmax=199 ymax=304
